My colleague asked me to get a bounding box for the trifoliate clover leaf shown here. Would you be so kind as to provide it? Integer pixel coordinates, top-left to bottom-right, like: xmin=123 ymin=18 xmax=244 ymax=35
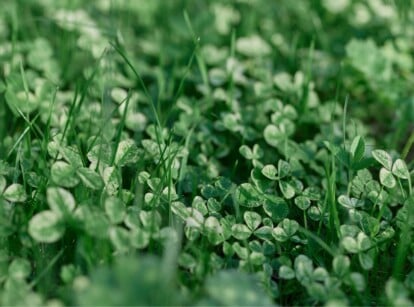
xmin=0 ymin=176 xmax=6 ymax=193
xmin=338 ymin=195 xmax=363 ymax=209
xmin=278 ymin=160 xmax=291 ymax=178
xmin=235 ymin=183 xmax=262 ymax=208
xmin=295 ymin=196 xmax=311 ymax=210
xmin=3 ymin=184 xmax=26 ymax=202
xmin=280 ymin=219 xmax=299 ymax=237
xmin=185 ymin=208 xmax=204 ymax=229
xmin=51 ymin=161 xmax=79 ymax=188
xmin=236 ymin=35 xmax=271 ymax=57
xmin=47 ymin=187 xmax=75 ymax=216
xmin=109 ymin=226 xmax=130 ymax=253
xmin=346 ymin=39 xmax=392 ymax=82
xmin=105 ymin=196 xmax=126 ymax=224
xmin=392 ymin=159 xmax=410 ymax=180
xmin=312 ymin=267 xmax=329 ymax=282
xmin=348 ymin=272 xmax=366 ymax=292
xmin=341 ymin=237 xmax=359 ymax=253
xmin=239 ymin=145 xmax=253 ymax=160
xmin=372 ymin=150 xmax=393 ymax=170
xmin=8 ymin=258 xmax=31 ymax=280
xmin=243 ymin=211 xmax=262 ymax=231
xmin=87 ymin=143 xmax=113 ymax=166
xmin=103 ymin=167 xmax=121 ymax=195
xmin=254 ymin=226 xmax=273 ymax=241
xmin=356 ymin=232 xmax=372 ymax=251
xmin=204 ymin=216 xmax=223 ymax=236
xmin=279 ymin=180 xmax=295 ymax=199
xmin=358 ymin=252 xmax=374 ymax=270
xmin=28 ymin=210 xmax=65 ymax=243
xmin=379 ymin=167 xmax=396 ymax=188
xmin=114 ymin=139 xmax=140 ymax=166
xmin=272 ymin=226 xmax=289 ymax=242
xmin=294 ymin=255 xmax=314 ymax=286
xmin=333 ymin=255 xmax=350 ymax=278
xmin=130 ymin=228 xmax=150 ymax=249
xmin=76 ymin=167 xmax=103 ymax=190
xmin=261 ymin=164 xmax=278 ymax=180
xmin=279 ymin=265 xmax=295 ymax=279
xmin=231 ymin=224 xmax=252 ymax=240
xmin=264 ymin=124 xmax=285 ymax=148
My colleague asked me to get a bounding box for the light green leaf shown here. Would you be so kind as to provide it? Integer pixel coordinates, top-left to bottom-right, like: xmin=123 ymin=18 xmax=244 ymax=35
xmin=312 ymin=267 xmax=329 ymax=282
xmin=3 ymin=184 xmax=26 ymax=202
xmin=349 ymin=272 xmax=366 ymax=292
xmin=236 ymin=35 xmax=271 ymax=57
xmin=51 ymin=161 xmax=80 ymax=188
xmin=130 ymin=228 xmax=150 ymax=249
xmin=279 ymin=265 xmax=295 ymax=279
xmin=232 ymin=242 xmax=249 ymax=260
xmin=385 ymin=278 xmax=409 ymax=302
xmin=280 ymin=219 xmax=299 ymax=237
xmin=379 ymin=167 xmax=396 ymax=188
xmin=87 ymin=143 xmax=113 ymax=166
xmin=279 ymin=180 xmax=295 ymax=199
xmin=338 ymin=195 xmax=362 ymax=209
xmin=9 ymin=258 xmax=31 ymax=279
xmin=357 ymin=232 xmax=372 ymax=251
xmin=342 ymin=236 xmax=358 ymax=253
xmin=47 ymin=187 xmax=75 ymax=216
xmin=105 ymin=196 xmax=126 ymax=224
xmin=171 ymin=201 xmax=189 ymax=220
xmin=358 ymin=252 xmax=373 ymax=270
xmin=243 ymin=211 xmax=261 ymax=231
xmin=294 ymin=196 xmax=311 ymax=210
xmin=264 ymin=124 xmax=284 ymax=147
xmin=346 ymin=39 xmax=391 ymax=82
xmin=272 ymin=226 xmax=288 ymax=242
xmin=239 ymin=145 xmax=253 ymax=160
xmin=253 ymin=226 xmax=273 ymax=240
xmin=235 ymin=183 xmax=262 ymax=208
xmin=59 ymin=146 xmax=83 ymax=168
xmin=231 ymin=224 xmax=252 ymax=240
xmin=140 ymin=210 xmax=162 ymax=230
xmin=294 ymin=255 xmax=314 ymax=286
xmin=261 ymin=164 xmax=277 ymax=180
xmin=103 ymin=166 xmax=120 ymax=195
xmin=340 ymin=224 xmax=361 ymax=238
xmin=392 ymin=159 xmax=410 ymax=180
xmin=114 ymin=139 xmax=140 ymax=166
xmin=0 ymin=176 xmax=6 ymax=192
xmin=204 ymin=216 xmax=222 ymax=233
xmin=76 ymin=167 xmax=103 ymax=190
xmin=28 ymin=210 xmax=65 ymax=243
xmin=185 ymin=208 xmax=204 ymax=229
xmin=109 ymin=226 xmax=130 ymax=253
xmin=278 ymin=160 xmax=291 ymax=178
xmin=372 ymin=149 xmax=393 ymax=170
xmin=333 ymin=255 xmax=350 ymax=277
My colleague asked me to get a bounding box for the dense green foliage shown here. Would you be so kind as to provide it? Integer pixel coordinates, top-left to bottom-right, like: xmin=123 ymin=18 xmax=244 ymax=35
xmin=0 ymin=0 xmax=414 ymax=305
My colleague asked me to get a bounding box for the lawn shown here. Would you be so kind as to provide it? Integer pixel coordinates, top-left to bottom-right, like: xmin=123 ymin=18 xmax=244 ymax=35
xmin=0 ymin=0 xmax=414 ymax=305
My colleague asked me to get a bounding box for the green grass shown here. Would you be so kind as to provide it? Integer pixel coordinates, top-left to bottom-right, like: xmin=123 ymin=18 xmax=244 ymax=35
xmin=0 ymin=0 xmax=414 ymax=305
